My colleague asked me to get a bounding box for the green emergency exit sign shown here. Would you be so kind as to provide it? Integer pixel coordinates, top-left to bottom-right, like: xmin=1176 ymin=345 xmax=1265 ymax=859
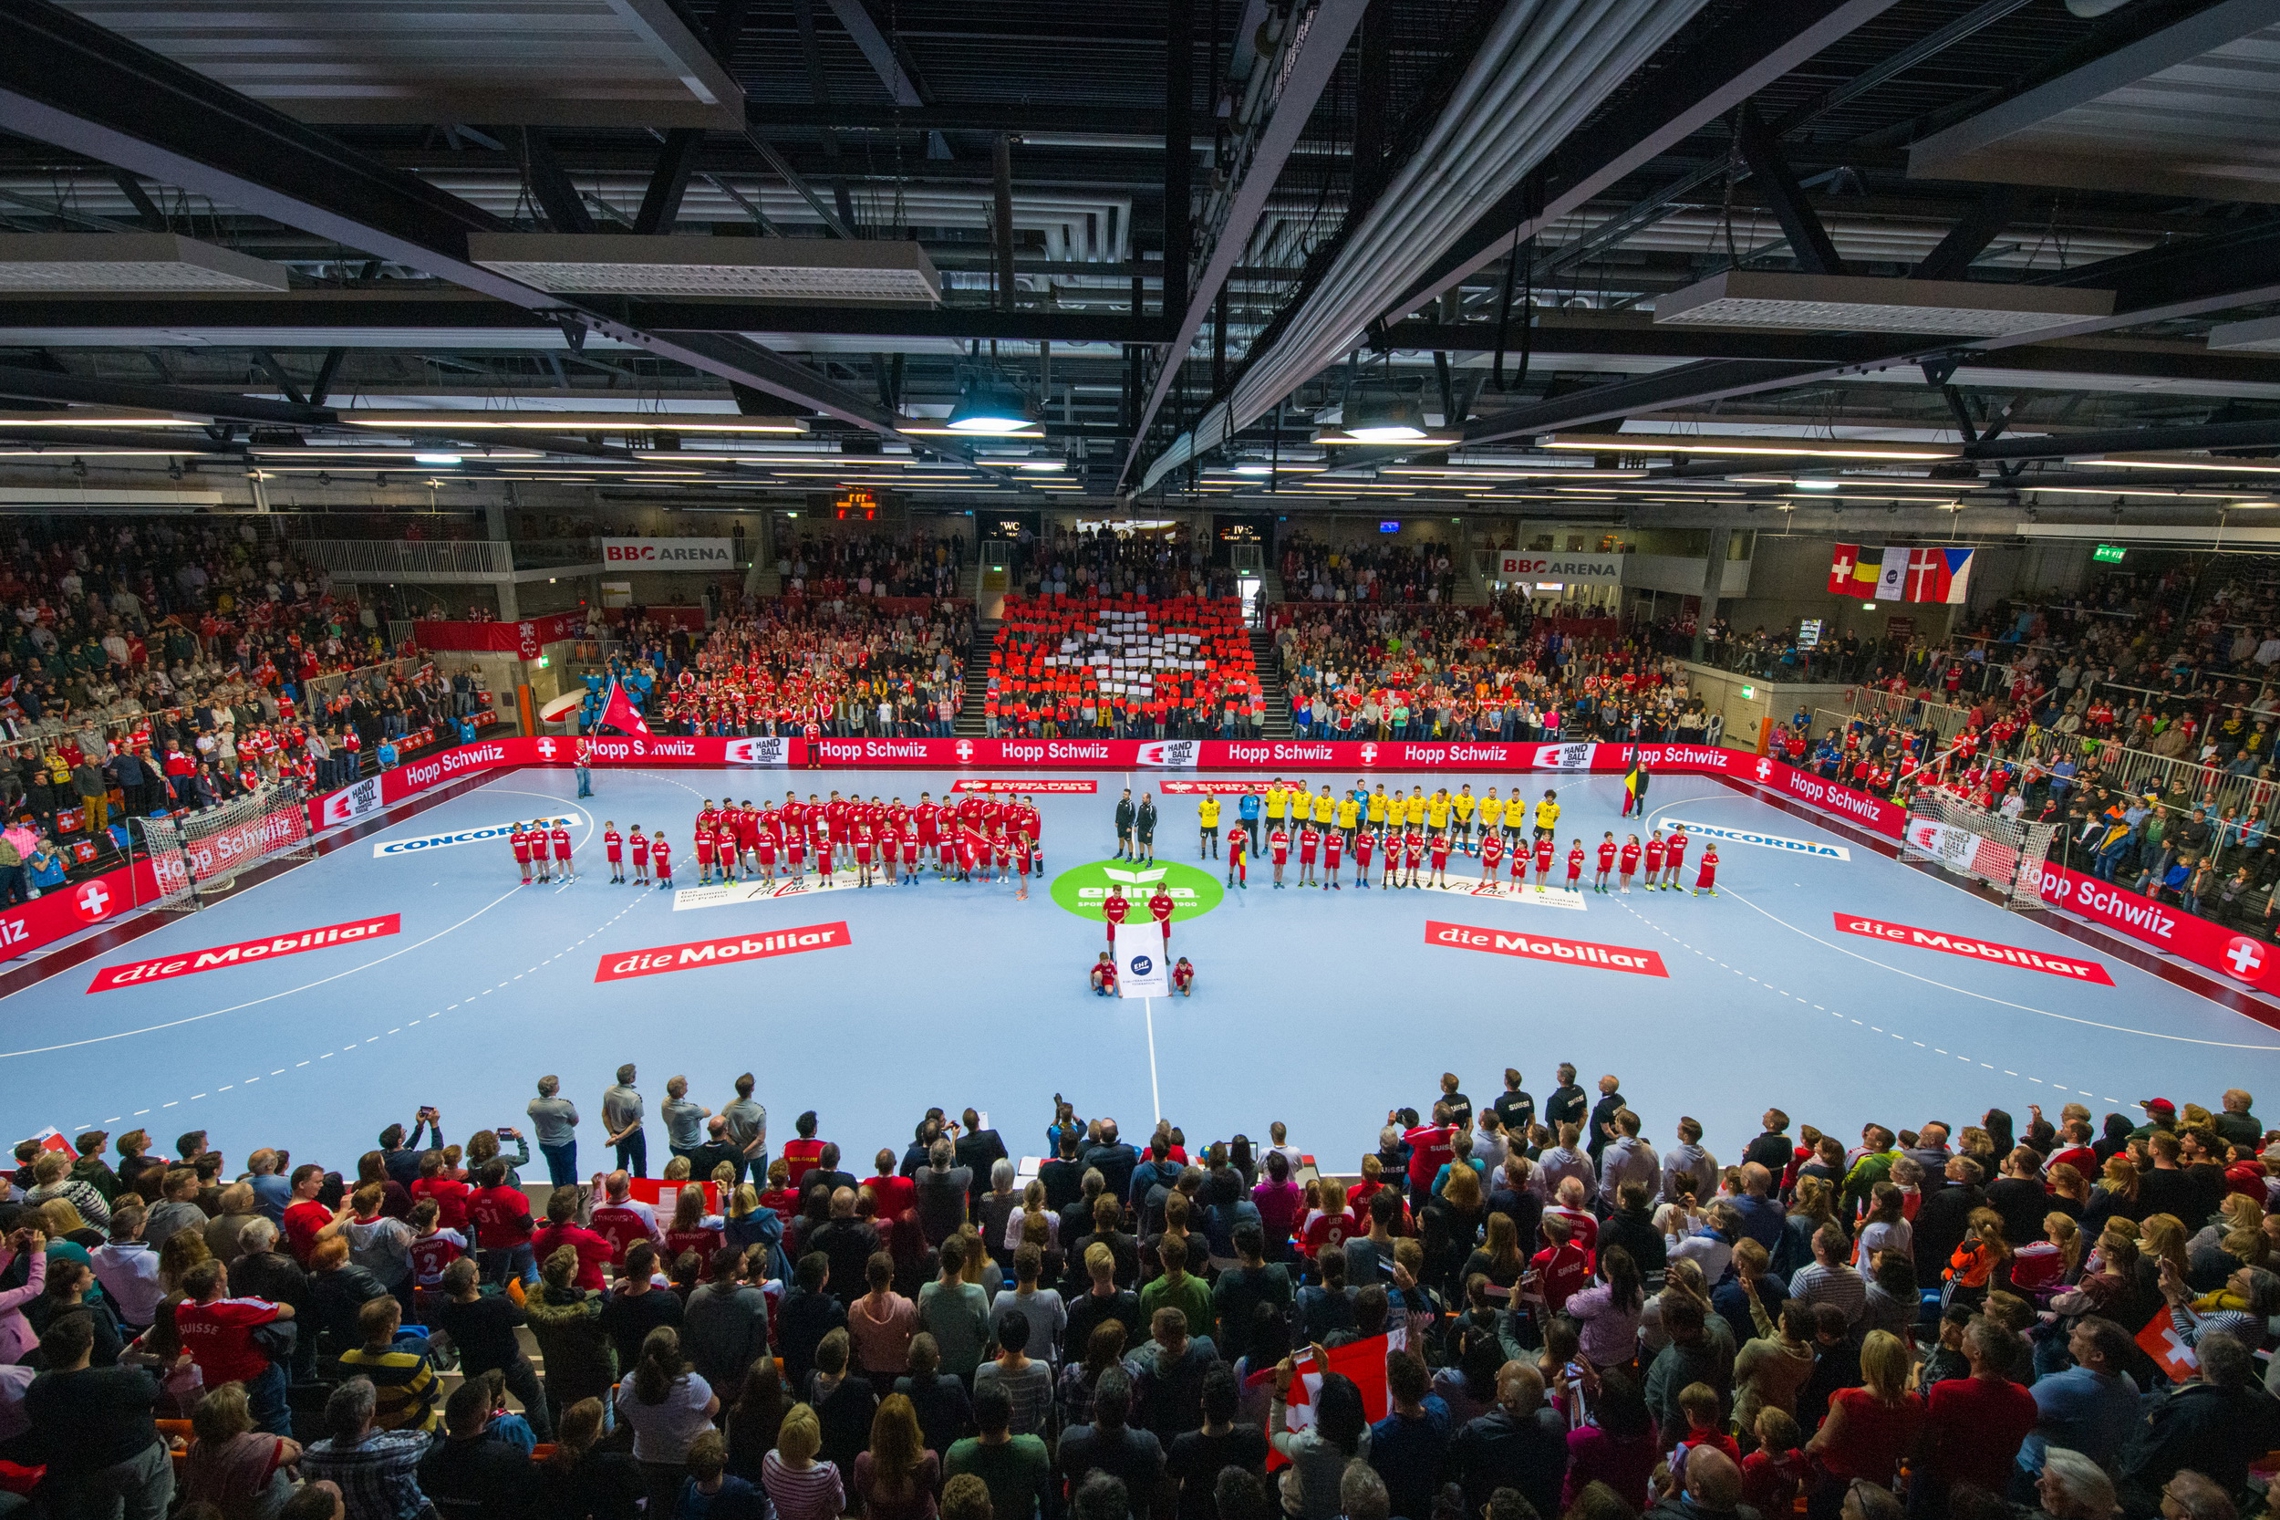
xmin=2092 ymin=543 xmax=2126 ymax=564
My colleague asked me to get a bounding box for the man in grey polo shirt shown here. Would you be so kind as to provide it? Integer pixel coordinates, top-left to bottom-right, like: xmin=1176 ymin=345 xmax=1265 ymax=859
xmin=527 ymin=1075 xmax=580 ymax=1187
xmin=662 ymin=1077 xmax=711 ymax=1170
xmin=602 ymin=1063 xmax=646 ymax=1179
xmin=721 ymin=1072 xmax=768 ymax=1187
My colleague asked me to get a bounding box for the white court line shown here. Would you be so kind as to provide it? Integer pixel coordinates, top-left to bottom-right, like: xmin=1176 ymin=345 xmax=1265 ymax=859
xmin=1717 ymin=883 xmax=2280 ymax=1051
xmin=0 ymin=884 xmax=529 ymax=1058
xmin=1144 ymin=994 xmax=1162 ymax=1123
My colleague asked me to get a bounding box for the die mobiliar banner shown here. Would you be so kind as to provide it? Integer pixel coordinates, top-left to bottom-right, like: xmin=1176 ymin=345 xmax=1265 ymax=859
xmin=87 ymin=915 xmax=403 ymax=993
xmin=1426 ymin=919 xmax=1668 ymax=977
xmin=1832 ymin=913 xmax=2113 ymax=984
xmin=595 ymin=921 xmax=850 ymax=982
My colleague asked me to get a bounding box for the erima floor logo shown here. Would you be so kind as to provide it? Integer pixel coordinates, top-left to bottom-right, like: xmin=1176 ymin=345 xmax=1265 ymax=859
xmin=373 ymin=815 xmax=579 ymax=858
xmin=1659 ymin=818 xmax=1848 ymax=861
xmin=1050 ymin=858 xmax=1225 ymax=922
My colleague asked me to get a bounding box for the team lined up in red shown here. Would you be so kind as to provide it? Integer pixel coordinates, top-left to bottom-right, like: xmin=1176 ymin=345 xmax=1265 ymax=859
xmin=556 ymin=790 xmax=1054 ymax=896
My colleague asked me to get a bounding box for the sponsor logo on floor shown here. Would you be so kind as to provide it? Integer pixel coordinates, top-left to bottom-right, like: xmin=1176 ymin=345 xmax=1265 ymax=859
xmin=595 ymin=921 xmax=850 ymax=982
xmin=1833 ymin=913 xmax=2112 ymax=984
xmin=1404 ymin=876 xmax=1588 ymax=911
xmin=673 ymin=876 xmax=837 ymax=912
xmin=1658 ymin=819 xmax=1848 ymax=861
xmin=1051 ymin=859 xmax=1224 ymax=922
xmin=1426 ymin=919 xmax=1667 ymax=977
xmin=373 ymin=815 xmax=579 ymax=858
xmin=88 ymin=915 xmax=402 ymax=992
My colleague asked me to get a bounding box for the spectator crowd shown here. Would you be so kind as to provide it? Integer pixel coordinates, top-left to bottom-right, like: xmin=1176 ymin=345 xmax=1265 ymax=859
xmin=0 ymin=1061 xmax=2270 ymax=1520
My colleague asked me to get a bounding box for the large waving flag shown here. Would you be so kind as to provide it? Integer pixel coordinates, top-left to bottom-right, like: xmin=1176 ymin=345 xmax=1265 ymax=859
xmin=596 ymin=678 xmax=651 ymax=736
xmin=1266 ymin=1330 xmax=1401 ymax=1471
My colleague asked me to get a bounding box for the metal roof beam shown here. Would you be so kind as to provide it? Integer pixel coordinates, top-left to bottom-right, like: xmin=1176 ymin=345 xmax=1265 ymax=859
xmin=1732 ymin=101 xmax=1844 ymax=275
xmin=1118 ymin=0 xmax=1368 ymax=482
xmin=0 ymin=0 xmax=924 ymax=442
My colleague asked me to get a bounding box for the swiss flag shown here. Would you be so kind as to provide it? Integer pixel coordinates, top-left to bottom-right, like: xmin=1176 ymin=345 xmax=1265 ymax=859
xmin=1265 ymin=1330 xmax=1398 ymax=1471
xmin=1827 ymin=543 xmax=1861 ymax=596
xmin=2136 ymin=1308 xmax=2199 ymax=1382
xmin=597 ymin=679 xmax=650 ymax=737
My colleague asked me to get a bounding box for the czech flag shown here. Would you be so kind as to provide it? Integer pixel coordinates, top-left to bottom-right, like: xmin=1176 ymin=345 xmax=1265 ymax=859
xmin=596 ymin=678 xmax=651 ymax=736
xmin=1901 ymin=547 xmax=1974 ymax=604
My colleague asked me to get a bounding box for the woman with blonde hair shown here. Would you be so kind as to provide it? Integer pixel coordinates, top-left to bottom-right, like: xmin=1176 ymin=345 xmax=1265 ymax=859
xmin=855 ymin=1391 xmax=940 ymax=1520
xmin=1005 ymin=1178 xmax=1057 ymax=1256
xmin=2082 ymin=1153 xmax=2141 ymax=1234
xmin=2137 ymin=1212 xmax=2190 ymax=1285
xmin=1777 ymin=1175 xmax=1837 ymax=1279
xmin=182 ymin=1380 xmax=302 ymax=1518
xmin=1460 ymin=1211 xmax=1525 ymax=1303
xmin=762 ymin=1402 xmax=846 ymax=1520
xmin=1802 ymin=1330 xmax=1925 ymax=1518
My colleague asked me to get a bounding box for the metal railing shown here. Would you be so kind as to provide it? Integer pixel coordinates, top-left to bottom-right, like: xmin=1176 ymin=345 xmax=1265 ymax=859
xmin=297 ymin=539 xmax=514 ymax=577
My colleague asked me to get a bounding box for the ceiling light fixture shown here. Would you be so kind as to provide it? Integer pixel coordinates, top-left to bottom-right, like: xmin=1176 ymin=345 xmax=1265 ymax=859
xmin=947 ymin=378 xmax=1035 ymax=434
xmin=1543 ymin=434 xmax=1954 ymax=462
xmin=1338 ymin=387 xmax=1430 ymax=444
xmin=412 ymin=452 xmax=463 ymax=465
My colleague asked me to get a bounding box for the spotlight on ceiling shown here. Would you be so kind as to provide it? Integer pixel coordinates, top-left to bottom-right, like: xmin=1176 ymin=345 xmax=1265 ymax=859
xmin=1340 ymin=387 xmax=1429 ymax=444
xmin=947 ymin=379 xmax=1035 ymax=434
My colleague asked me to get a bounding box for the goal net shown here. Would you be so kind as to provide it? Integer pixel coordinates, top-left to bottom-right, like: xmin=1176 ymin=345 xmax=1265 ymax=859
xmin=139 ymin=782 xmax=315 ymax=908
xmin=1902 ymin=790 xmax=2058 ymax=910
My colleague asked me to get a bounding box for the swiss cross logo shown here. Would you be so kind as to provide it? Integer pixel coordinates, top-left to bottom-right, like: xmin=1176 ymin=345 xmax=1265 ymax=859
xmin=1831 ymin=548 xmax=1855 ymax=580
xmin=536 ymin=738 xmax=557 ymax=760
xmin=954 ymin=739 xmax=974 ymax=762
xmin=2225 ymin=935 xmax=2267 ymax=980
xmin=1359 ymin=743 xmax=1379 ymax=765
xmin=1755 ymin=758 xmax=1774 ymax=781
xmin=72 ymin=880 xmax=113 ymax=922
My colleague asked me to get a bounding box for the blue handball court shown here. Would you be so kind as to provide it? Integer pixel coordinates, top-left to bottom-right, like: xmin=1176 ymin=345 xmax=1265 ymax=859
xmin=4 ymin=763 xmax=2274 ymax=1173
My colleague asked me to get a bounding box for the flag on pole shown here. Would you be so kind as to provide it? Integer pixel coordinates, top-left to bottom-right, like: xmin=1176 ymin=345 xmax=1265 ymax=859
xmin=597 ymin=678 xmax=651 ymax=736
xmin=1113 ymin=924 xmax=1170 ymax=998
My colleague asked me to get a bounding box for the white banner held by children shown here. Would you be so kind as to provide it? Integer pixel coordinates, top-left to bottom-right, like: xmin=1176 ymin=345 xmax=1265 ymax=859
xmin=1114 ymin=924 xmax=1170 ymax=997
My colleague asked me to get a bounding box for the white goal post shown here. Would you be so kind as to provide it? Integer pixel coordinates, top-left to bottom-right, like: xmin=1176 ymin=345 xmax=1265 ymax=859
xmin=137 ymin=783 xmax=315 ymax=908
xmin=1902 ymin=790 xmax=2058 ymax=910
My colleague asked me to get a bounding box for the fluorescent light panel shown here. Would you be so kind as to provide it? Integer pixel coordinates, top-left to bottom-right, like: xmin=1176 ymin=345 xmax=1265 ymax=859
xmin=1654 ymin=270 xmax=2113 ymax=337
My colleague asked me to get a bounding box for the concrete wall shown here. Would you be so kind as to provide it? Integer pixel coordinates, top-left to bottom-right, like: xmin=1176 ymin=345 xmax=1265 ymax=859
xmin=1682 ymin=661 xmax=1855 ymax=749
xmin=1624 ymin=553 xmax=1752 ymax=598
xmin=1709 ymin=533 xmax=1964 ymax=646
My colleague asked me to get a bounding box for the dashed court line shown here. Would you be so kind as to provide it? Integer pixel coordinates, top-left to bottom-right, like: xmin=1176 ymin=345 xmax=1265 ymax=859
xmin=69 ymin=888 xmax=649 ymax=1132
xmin=1615 ymin=897 xmax=2124 ymax=1106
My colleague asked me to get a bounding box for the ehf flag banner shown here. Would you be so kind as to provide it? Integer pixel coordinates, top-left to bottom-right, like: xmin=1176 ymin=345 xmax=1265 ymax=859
xmin=1113 ymin=923 xmax=1170 ymax=998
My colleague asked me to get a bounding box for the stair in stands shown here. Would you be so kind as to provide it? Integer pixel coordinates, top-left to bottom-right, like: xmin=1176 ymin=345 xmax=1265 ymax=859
xmin=954 ymin=629 xmax=997 ymax=736
xmin=1250 ymin=629 xmax=1295 ymax=738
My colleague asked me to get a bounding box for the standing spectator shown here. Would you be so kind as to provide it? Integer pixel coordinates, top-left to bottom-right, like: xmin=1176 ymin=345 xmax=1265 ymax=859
xmin=173 ymin=1257 xmax=294 ymax=1435
xmin=616 ymin=1326 xmax=719 ymax=1515
xmin=299 ymin=1377 xmax=434 ymax=1520
xmin=1448 ymin=1361 xmax=1567 ymax=1520
xmin=528 ymin=1076 xmax=581 ymax=1188
xmin=526 ymin=1245 xmax=616 ymax=1431
xmin=181 ymin=1382 xmax=302 ymax=1518
xmin=949 ymin=1381 xmax=1053 ymax=1520
xmin=1801 ymin=1331 xmax=1923 ymax=1519
xmin=1915 ymin=1315 xmax=2039 ymax=1511
xmin=917 ymin=1237 xmax=992 ymax=1381
xmin=431 ymin=1256 xmax=552 ymax=1443
xmin=604 ymin=1064 xmax=648 ymax=1179
xmin=418 ymin=1380 xmax=538 ymax=1517
xmin=24 ymin=1314 xmax=171 ymax=1519
xmin=762 ymin=1403 xmax=846 ymax=1520
xmin=915 ymin=1140 xmax=974 ymax=1247
xmin=685 ymin=1244 xmax=774 ymax=1398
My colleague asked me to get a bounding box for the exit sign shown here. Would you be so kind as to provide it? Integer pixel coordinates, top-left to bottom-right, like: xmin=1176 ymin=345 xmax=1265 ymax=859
xmin=2093 ymin=543 xmax=2126 ymax=563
